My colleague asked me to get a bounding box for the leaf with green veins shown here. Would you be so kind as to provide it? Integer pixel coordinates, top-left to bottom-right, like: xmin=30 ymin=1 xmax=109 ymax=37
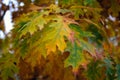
xmin=69 ymin=24 xmax=94 ymax=37
xmin=43 ymin=22 xmax=67 ymax=54
xmin=17 ymin=11 xmax=49 ymax=38
xmin=79 ymin=39 xmax=95 ymax=56
xmin=42 ymin=15 xmax=73 ymax=54
xmin=64 ymin=42 xmax=87 ymax=72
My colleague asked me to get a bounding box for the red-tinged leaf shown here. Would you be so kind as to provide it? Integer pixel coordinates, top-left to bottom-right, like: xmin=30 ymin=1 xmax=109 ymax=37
xmin=68 ymin=31 xmax=75 ymax=44
xmin=42 ymin=15 xmax=74 ymax=54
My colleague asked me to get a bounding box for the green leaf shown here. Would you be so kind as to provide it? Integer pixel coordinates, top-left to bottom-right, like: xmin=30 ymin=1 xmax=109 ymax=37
xmin=87 ymin=24 xmax=104 ymax=47
xmin=69 ymin=24 xmax=94 ymax=37
xmin=69 ymin=24 xmax=95 ymax=56
xmin=64 ymin=42 xmax=86 ymax=70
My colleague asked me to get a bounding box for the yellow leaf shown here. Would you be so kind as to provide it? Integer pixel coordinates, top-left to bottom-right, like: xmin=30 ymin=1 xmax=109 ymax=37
xmin=42 ymin=15 xmax=73 ymax=54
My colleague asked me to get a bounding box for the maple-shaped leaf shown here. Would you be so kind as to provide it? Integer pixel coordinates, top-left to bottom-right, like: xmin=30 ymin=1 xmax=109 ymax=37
xmin=64 ymin=42 xmax=87 ymax=72
xmin=18 ymin=11 xmax=49 ymax=38
xmin=69 ymin=24 xmax=95 ymax=56
xmin=42 ymin=15 xmax=72 ymax=54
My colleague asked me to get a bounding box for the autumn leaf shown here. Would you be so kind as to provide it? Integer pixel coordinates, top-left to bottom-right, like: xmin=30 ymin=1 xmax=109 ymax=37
xmin=69 ymin=24 xmax=95 ymax=56
xmin=64 ymin=42 xmax=87 ymax=72
xmin=18 ymin=11 xmax=49 ymax=38
xmin=42 ymin=15 xmax=72 ymax=54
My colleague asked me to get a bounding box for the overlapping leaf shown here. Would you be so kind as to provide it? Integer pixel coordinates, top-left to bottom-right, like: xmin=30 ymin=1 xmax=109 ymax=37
xmin=42 ymin=15 xmax=72 ymax=54
xmin=17 ymin=11 xmax=49 ymax=38
xmin=13 ymin=4 xmax=97 ymax=74
xmin=64 ymin=42 xmax=87 ymax=71
xmin=69 ymin=24 xmax=95 ymax=56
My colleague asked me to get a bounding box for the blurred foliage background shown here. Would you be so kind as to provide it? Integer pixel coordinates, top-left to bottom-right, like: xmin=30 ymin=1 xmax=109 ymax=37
xmin=0 ymin=0 xmax=120 ymax=80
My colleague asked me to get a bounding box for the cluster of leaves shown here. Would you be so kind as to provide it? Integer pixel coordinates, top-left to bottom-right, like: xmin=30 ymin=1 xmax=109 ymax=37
xmin=13 ymin=4 xmax=95 ymax=71
xmin=0 ymin=0 xmax=120 ymax=80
